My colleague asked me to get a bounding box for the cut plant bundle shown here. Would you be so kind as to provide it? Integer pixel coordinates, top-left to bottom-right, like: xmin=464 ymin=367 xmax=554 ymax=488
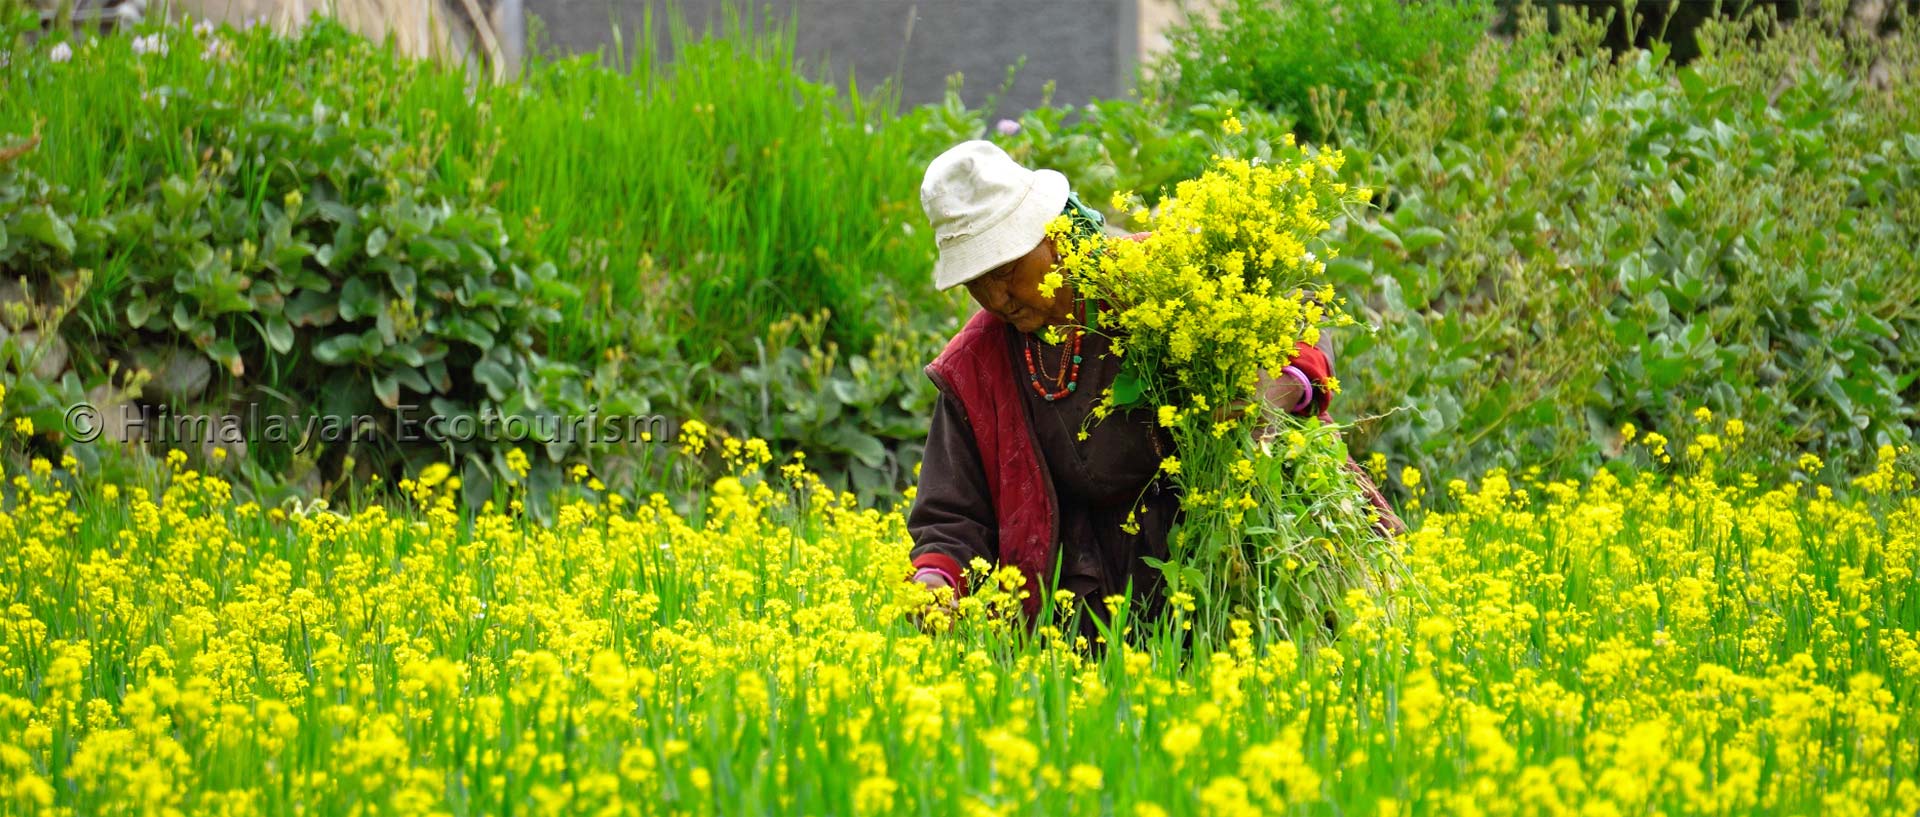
xmin=1047 ymin=133 xmax=1405 ymax=644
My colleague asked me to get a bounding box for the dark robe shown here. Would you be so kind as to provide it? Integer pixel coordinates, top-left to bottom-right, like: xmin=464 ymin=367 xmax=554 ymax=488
xmin=907 ymin=305 xmax=1342 ymax=642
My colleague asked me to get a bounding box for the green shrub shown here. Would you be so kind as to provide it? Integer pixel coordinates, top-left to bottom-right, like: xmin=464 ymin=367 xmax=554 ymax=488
xmin=2 ymin=102 xmax=595 ymax=500
xmin=912 ymin=75 xmax=1298 ymax=227
xmin=1322 ymin=3 xmax=1919 ymax=483
xmin=0 ymin=135 xmax=126 ymax=478
xmin=714 ymin=309 xmax=943 ymax=506
xmin=0 ymin=6 xmax=941 ymax=368
xmin=0 ymin=24 xmax=714 ymax=515
xmin=14 ymin=0 xmax=1907 ymax=513
xmin=1146 ymin=0 xmax=1494 ymax=144
xmin=0 ymin=13 xmax=959 ymax=509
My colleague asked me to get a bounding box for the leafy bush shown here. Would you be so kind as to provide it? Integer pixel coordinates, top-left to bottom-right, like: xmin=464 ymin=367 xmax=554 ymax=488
xmin=1321 ymin=3 xmax=1919 ymax=482
xmin=0 ymin=24 xmax=710 ymax=515
xmin=0 ymin=5 xmax=941 ymax=368
xmin=115 ymin=96 xmax=592 ymax=488
xmin=0 ymin=148 xmax=127 ymax=478
xmin=715 ymin=309 xmax=944 ymax=506
xmin=911 ymin=75 xmax=1299 ymax=227
xmin=0 ymin=13 xmax=967 ymax=511
xmin=10 ymin=0 xmax=1909 ymax=515
xmin=1146 ymin=0 xmax=1494 ymax=143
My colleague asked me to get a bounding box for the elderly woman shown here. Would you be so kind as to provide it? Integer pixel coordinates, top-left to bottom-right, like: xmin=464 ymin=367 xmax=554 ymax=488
xmin=906 ymin=141 xmax=1378 ymax=643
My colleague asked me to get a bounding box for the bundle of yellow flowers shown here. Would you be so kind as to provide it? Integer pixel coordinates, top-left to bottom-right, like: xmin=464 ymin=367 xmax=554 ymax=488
xmin=1046 ymin=135 xmax=1400 ymax=643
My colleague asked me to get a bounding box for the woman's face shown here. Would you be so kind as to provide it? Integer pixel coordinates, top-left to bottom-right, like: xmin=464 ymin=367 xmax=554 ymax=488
xmin=964 ymin=237 xmax=1075 ymax=335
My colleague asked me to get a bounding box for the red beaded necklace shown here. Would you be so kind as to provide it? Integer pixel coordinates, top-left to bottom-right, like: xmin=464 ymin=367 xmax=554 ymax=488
xmin=1023 ymin=297 xmax=1086 ymax=402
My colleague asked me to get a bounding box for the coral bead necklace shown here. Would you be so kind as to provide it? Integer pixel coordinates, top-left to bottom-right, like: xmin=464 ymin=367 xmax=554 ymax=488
xmin=1023 ymin=296 xmax=1086 ymax=402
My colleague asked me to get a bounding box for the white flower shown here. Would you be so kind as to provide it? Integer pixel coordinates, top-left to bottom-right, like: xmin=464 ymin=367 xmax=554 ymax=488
xmin=132 ymin=34 xmax=167 ymax=57
xmin=1301 ymin=251 xmax=1317 ymax=265
xmin=193 ymin=20 xmax=215 ymax=38
xmin=995 ymin=118 xmax=1021 ymax=137
xmin=48 ymin=42 xmax=73 ymax=63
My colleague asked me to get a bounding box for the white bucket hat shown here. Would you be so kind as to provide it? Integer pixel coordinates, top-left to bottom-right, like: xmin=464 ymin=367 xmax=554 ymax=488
xmin=920 ymin=140 xmax=1070 ymax=291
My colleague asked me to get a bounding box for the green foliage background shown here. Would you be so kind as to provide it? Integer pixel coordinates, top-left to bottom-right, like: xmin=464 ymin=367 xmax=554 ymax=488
xmin=0 ymin=0 xmax=1913 ymax=509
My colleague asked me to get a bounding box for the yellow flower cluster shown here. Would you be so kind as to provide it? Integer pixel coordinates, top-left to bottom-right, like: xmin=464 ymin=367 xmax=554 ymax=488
xmin=1052 ymin=150 xmax=1364 ymax=407
xmin=1044 ymin=148 xmax=1386 ymax=641
xmin=0 ymin=428 xmax=1913 ymax=816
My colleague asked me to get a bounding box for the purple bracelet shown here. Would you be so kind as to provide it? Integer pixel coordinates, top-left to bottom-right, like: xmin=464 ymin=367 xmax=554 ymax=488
xmin=1280 ymin=365 xmax=1314 ymax=412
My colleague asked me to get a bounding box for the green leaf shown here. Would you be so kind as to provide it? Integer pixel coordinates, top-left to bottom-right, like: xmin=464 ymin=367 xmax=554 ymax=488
xmin=208 ymin=339 xmax=244 ymax=377
xmin=473 ymin=359 xmax=515 ymax=400
xmin=425 ymin=360 xmax=451 ymax=392
xmin=392 ymin=367 xmax=430 ymax=394
xmin=1611 ymin=317 xmax=1645 ymax=346
xmin=411 ymin=238 xmax=460 ymax=265
xmin=365 ymin=227 xmax=390 ymax=259
xmin=834 ymin=428 xmax=888 ymax=469
xmin=372 ymin=372 xmax=400 ymax=408
xmin=1141 ymin=555 xmax=1185 ymax=591
xmin=1400 ymin=227 xmax=1447 ymax=253
xmin=313 ymin=335 xmax=364 ymax=365
xmin=126 ymin=295 xmax=157 ymax=329
xmin=1643 ymin=355 xmax=1689 ymax=390
xmin=285 ymin=290 xmax=339 ymax=328
xmin=1820 ymin=378 xmax=1855 ymax=419
xmin=159 ymin=176 xmax=201 ymax=219
xmin=1111 ymin=372 xmax=1146 ymax=407
xmin=272 ymin=237 xmax=316 ymax=269
xmin=1678 ymin=67 xmax=1706 ymax=101
xmin=389 ymin=342 xmax=426 ymax=368
xmin=264 ymin=316 xmax=295 ymax=354
xmin=339 ymin=277 xmax=379 ymax=321
xmin=388 ymin=264 xmax=417 ymax=294
xmin=15 ymin=206 xmax=75 ymax=256
xmin=1364 ymin=221 xmax=1403 ymax=251
xmin=315 ymin=200 xmax=357 ymax=225
xmin=1181 ymin=566 xmax=1206 ymax=594
xmin=438 ymin=316 xmax=494 ymax=351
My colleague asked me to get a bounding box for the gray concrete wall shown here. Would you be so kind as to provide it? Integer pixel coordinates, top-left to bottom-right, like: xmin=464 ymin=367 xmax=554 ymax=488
xmin=524 ymin=0 xmax=1144 ymax=113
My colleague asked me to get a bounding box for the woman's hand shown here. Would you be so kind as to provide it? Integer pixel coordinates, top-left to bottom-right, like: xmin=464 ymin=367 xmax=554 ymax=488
xmin=910 ymin=573 xmax=960 ymax=633
xmin=1215 ymin=368 xmax=1308 ymax=425
xmin=1254 ymin=367 xmax=1307 ymax=413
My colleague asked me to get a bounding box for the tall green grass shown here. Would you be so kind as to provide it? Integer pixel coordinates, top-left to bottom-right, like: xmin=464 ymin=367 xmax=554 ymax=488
xmin=415 ymin=4 xmax=943 ymax=361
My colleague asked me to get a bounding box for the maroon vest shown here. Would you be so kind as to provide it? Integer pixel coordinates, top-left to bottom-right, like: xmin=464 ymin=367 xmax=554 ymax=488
xmin=922 ymin=309 xmax=1058 ymax=621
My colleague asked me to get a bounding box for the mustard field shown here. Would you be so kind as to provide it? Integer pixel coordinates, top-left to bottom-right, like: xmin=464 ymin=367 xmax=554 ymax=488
xmin=1 ymin=429 xmax=1916 ymax=816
